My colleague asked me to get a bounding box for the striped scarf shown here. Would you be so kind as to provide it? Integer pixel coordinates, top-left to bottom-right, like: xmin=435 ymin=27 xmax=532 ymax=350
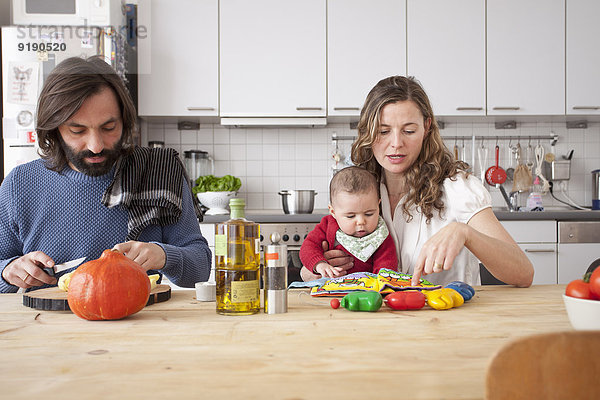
xmin=101 ymin=147 xmax=203 ymax=241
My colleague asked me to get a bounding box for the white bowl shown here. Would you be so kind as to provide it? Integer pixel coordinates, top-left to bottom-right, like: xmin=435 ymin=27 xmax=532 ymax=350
xmin=563 ymin=294 xmax=600 ymax=330
xmin=197 ymin=191 xmax=237 ymax=215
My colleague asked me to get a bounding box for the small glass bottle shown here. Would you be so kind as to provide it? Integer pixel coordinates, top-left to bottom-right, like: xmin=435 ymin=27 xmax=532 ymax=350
xmin=214 ymin=198 xmax=260 ymax=315
xmin=527 ymin=176 xmax=543 ymax=210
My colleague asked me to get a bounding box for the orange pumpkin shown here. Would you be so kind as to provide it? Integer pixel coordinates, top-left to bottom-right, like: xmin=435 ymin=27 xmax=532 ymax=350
xmin=67 ymin=249 xmax=151 ymax=320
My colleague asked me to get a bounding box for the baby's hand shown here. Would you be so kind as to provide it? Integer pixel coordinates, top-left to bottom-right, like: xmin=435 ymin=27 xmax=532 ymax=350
xmin=315 ymin=262 xmax=346 ymax=278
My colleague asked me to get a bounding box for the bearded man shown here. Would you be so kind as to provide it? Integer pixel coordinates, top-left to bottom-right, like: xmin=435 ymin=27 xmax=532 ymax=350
xmin=0 ymin=57 xmax=211 ymax=292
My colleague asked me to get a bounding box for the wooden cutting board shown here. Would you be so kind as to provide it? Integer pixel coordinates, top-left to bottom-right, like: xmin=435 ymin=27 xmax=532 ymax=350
xmin=22 ymin=284 xmax=172 ymax=311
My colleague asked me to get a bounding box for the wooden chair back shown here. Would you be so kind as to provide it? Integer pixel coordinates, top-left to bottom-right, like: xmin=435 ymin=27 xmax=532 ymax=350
xmin=486 ymin=331 xmax=600 ymax=400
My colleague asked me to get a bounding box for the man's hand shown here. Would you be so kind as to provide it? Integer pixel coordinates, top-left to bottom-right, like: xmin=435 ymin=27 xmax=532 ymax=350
xmin=1 ymin=251 xmax=57 ymax=289
xmin=112 ymin=241 xmax=166 ymax=271
xmin=322 ymin=241 xmax=354 ymax=271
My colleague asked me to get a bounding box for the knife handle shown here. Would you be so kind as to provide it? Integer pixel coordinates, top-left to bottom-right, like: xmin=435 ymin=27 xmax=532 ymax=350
xmin=42 ymin=267 xmax=55 ymax=277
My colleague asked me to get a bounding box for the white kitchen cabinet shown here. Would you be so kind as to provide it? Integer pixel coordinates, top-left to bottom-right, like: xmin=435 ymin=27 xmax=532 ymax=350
xmin=502 ymin=221 xmax=556 ymax=244
xmin=557 ymin=222 xmax=600 ymax=284
xmin=219 ymin=0 xmax=326 ymax=118
xmin=200 ymin=223 xmax=216 ymax=282
xmin=557 ymin=243 xmax=599 ymax=284
xmin=501 ymin=221 xmax=557 ymax=285
xmin=566 ymin=0 xmax=600 ymax=115
xmin=137 ymin=0 xmax=219 ymax=117
xmin=487 ymin=0 xmax=565 ymax=116
xmin=407 ymin=0 xmax=485 ymax=116
xmin=519 ymin=243 xmax=558 ymax=285
xmin=327 ymin=0 xmax=405 ymax=118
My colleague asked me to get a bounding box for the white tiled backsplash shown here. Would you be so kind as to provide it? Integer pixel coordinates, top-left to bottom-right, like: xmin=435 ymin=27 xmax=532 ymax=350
xmin=142 ymin=121 xmax=600 ymax=211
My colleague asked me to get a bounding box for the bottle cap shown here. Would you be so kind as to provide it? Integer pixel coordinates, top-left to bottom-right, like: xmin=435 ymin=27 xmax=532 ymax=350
xmin=229 ymin=198 xmax=245 ymax=207
xmin=229 ymin=198 xmax=246 ymax=219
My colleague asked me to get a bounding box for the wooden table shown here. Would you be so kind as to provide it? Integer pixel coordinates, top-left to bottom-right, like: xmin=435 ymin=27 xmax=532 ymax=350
xmin=0 ymin=285 xmax=571 ymax=399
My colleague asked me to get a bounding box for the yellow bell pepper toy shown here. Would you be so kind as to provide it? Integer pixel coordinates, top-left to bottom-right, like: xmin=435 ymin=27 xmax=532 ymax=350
xmin=423 ymin=288 xmax=465 ymax=310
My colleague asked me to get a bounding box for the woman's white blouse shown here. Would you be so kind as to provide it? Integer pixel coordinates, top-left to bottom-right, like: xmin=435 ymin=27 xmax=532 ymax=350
xmin=380 ymin=172 xmax=492 ymax=286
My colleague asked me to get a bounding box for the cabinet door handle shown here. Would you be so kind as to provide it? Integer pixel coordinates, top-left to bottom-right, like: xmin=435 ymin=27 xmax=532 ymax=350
xmin=333 ymin=107 xmax=360 ymax=111
xmin=456 ymin=107 xmax=484 ymax=111
xmin=187 ymin=107 xmax=215 ymax=111
xmin=524 ymin=249 xmax=556 ymax=253
xmin=572 ymin=106 xmax=600 ymax=110
xmin=492 ymin=106 xmax=520 ymax=111
xmin=296 ymin=107 xmax=323 ymax=111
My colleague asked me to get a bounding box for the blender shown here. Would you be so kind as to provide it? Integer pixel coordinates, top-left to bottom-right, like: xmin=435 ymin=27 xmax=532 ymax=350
xmin=184 ymin=150 xmax=214 ymax=183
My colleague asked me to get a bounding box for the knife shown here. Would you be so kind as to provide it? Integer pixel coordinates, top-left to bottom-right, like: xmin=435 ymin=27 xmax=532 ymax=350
xmin=43 ymin=257 xmax=87 ymax=277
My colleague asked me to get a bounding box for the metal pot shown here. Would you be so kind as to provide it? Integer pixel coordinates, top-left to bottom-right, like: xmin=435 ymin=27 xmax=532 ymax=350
xmin=278 ymin=190 xmax=317 ymax=214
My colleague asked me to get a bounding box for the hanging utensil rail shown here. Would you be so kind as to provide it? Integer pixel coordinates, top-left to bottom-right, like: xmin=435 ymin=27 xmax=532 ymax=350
xmin=442 ymin=135 xmax=558 ymax=145
xmin=333 ymin=134 xmax=559 ymax=144
xmin=442 ymin=135 xmax=558 ymax=171
xmin=331 ymin=135 xmax=358 ymax=141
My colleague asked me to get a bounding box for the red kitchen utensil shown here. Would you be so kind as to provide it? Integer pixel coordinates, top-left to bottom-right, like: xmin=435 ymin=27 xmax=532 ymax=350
xmin=486 ymin=145 xmax=507 ymax=185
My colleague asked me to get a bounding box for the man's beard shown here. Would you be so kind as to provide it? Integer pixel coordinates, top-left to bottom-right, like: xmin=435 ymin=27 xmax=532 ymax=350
xmin=59 ymin=136 xmax=123 ymax=176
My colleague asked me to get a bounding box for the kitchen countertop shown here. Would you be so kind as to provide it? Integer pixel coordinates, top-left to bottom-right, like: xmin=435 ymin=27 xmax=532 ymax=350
xmin=492 ymin=208 xmax=600 ymax=221
xmin=202 ymin=208 xmax=600 ymax=223
xmin=0 ymin=285 xmax=572 ymax=399
xmin=203 ymin=210 xmax=329 ymax=224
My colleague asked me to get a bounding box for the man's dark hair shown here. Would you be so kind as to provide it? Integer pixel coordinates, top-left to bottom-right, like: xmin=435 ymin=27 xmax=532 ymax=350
xmin=36 ymin=56 xmax=136 ymax=171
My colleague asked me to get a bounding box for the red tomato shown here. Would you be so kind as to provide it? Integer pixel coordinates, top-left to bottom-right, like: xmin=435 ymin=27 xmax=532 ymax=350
xmin=589 ymin=269 xmax=600 ymax=299
xmin=330 ymin=298 xmax=340 ymax=309
xmin=385 ymin=291 xmax=426 ymax=310
xmin=565 ymin=279 xmax=594 ymax=300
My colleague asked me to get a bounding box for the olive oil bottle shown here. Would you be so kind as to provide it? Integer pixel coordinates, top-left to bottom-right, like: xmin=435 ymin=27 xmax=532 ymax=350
xmin=215 ymin=198 xmax=260 ymax=315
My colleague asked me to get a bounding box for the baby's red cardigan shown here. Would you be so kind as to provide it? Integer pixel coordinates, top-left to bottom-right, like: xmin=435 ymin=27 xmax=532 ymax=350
xmin=299 ymin=215 xmax=398 ymax=275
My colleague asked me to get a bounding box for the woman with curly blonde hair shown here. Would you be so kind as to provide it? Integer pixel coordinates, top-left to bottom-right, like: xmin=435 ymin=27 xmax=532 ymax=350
xmin=303 ymin=76 xmax=533 ymax=287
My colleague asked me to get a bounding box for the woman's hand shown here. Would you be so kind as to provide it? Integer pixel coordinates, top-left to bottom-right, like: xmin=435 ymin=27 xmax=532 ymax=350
xmin=322 ymin=241 xmax=354 ymax=272
xmin=411 ymin=222 xmax=468 ymax=286
xmin=300 ymin=242 xmax=354 ymax=282
xmin=113 ymin=241 xmax=166 ymax=271
xmin=410 ymin=208 xmax=534 ymax=287
xmin=300 ymin=266 xmax=321 ymax=282
xmin=1 ymin=251 xmax=57 ymax=289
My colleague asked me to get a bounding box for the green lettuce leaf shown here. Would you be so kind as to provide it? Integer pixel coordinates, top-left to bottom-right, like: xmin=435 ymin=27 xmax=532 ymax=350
xmin=192 ymin=175 xmax=242 ymax=194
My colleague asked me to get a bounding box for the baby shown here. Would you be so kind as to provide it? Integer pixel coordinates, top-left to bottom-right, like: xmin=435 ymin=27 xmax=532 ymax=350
xmin=299 ymin=166 xmax=397 ymax=279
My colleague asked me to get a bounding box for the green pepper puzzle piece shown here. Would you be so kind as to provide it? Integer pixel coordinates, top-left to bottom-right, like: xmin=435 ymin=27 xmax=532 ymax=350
xmin=340 ymin=291 xmax=383 ymax=312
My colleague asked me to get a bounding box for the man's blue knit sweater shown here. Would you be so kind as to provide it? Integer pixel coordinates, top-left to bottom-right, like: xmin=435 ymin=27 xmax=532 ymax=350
xmin=0 ymin=159 xmax=212 ymax=293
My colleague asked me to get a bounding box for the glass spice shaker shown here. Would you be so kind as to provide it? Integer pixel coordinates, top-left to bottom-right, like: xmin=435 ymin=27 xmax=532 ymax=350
xmin=263 ymin=239 xmax=288 ymax=314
